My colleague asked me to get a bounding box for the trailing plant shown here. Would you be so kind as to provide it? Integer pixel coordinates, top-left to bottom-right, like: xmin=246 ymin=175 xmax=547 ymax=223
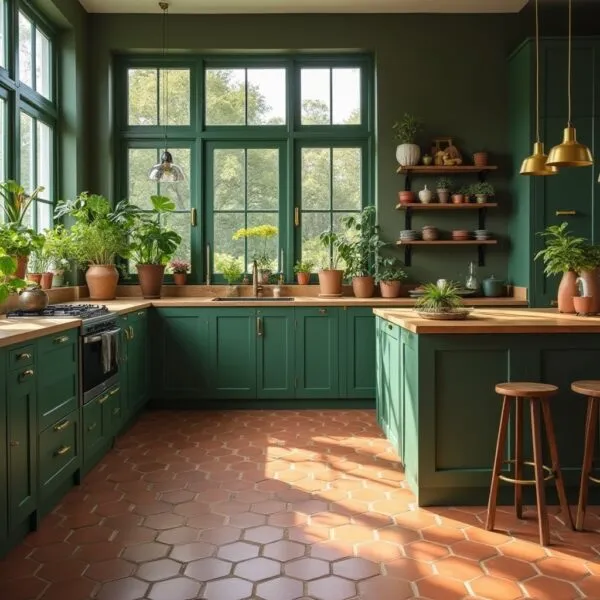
xmin=0 ymin=223 xmax=43 ymax=257
xmin=0 ymin=180 xmax=44 ymax=226
xmin=169 ymin=259 xmax=190 ymax=274
xmin=375 ymin=257 xmax=407 ymax=283
xmin=392 ymin=114 xmax=423 ymax=144
xmin=436 ymin=177 xmax=453 ymax=190
xmin=293 ymin=259 xmax=314 ymax=274
xmin=232 ymin=224 xmax=278 ymax=270
xmin=535 ymin=222 xmax=588 ymax=275
xmin=415 ymin=282 xmax=464 ymax=312
xmin=216 ymin=255 xmax=244 ymax=285
xmin=0 ymin=255 xmax=27 ymax=305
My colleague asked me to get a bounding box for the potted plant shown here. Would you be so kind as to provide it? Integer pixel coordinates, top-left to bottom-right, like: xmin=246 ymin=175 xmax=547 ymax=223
xmin=375 ymin=257 xmax=407 ymax=298
xmin=318 ymin=230 xmax=346 ymax=296
xmin=0 ymin=224 xmax=43 ymax=278
xmin=127 ymin=195 xmax=182 ymax=299
xmin=415 ymin=281 xmax=468 ymax=318
xmin=169 ymin=259 xmax=190 ymax=286
xmin=216 ymin=255 xmax=244 ymax=297
xmin=233 ymin=225 xmax=277 ymax=284
xmin=436 ymin=177 xmax=453 ymax=204
xmin=294 ymin=260 xmax=314 ymax=285
xmin=54 ymin=192 xmax=136 ymax=300
xmin=535 ymin=222 xmax=588 ymax=313
xmin=392 ymin=113 xmax=423 ymax=166
xmin=43 ymin=225 xmax=75 ymax=287
xmin=471 ymin=181 xmax=495 ymax=204
xmin=28 ymin=245 xmax=54 ymax=289
xmin=0 ymin=255 xmax=27 ymax=316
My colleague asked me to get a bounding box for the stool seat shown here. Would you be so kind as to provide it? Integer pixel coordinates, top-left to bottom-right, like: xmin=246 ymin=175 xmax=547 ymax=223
xmin=571 ymin=380 xmax=600 ymax=398
xmin=495 ymin=382 xmax=558 ymax=398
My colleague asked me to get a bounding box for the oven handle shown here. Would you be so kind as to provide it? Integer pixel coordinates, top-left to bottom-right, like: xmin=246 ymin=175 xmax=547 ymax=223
xmin=83 ymin=328 xmax=122 ymax=344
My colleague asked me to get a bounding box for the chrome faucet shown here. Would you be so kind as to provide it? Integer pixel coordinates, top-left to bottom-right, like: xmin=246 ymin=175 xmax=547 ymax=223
xmin=252 ymin=260 xmax=263 ymax=298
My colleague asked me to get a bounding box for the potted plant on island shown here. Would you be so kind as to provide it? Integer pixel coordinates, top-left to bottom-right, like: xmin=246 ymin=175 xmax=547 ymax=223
xmin=0 ymin=255 xmax=27 ymax=316
xmin=169 ymin=259 xmax=190 ymax=286
xmin=126 ymin=195 xmax=182 ymax=299
xmin=216 ymin=255 xmax=244 ymax=297
xmin=471 ymin=181 xmax=495 ymax=204
xmin=54 ymin=192 xmax=135 ymax=300
xmin=436 ymin=177 xmax=453 ymax=204
xmin=392 ymin=113 xmax=423 ymax=167
xmin=233 ymin=225 xmax=278 ymax=284
xmin=294 ymin=260 xmax=314 ymax=285
xmin=415 ymin=281 xmax=469 ymax=319
xmin=375 ymin=257 xmax=407 ymax=298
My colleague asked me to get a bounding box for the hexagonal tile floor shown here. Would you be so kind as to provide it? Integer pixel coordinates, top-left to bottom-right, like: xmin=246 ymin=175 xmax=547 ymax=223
xmin=0 ymin=409 xmax=599 ymax=600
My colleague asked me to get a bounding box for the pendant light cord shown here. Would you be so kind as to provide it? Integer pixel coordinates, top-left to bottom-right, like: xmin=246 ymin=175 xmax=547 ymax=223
xmin=160 ymin=2 xmax=169 ymax=152
xmin=567 ymin=0 xmax=572 ymax=126
xmin=535 ymin=0 xmax=540 ymax=143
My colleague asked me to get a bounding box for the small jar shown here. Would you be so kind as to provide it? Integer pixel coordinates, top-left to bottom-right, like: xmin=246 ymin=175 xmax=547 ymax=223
xmin=422 ymin=226 xmax=439 ymax=241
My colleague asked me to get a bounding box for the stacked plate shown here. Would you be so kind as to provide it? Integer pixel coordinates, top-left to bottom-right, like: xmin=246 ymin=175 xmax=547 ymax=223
xmin=451 ymin=229 xmax=470 ymax=241
xmin=399 ymin=229 xmax=419 ymax=242
xmin=474 ymin=229 xmax=491 ymax=241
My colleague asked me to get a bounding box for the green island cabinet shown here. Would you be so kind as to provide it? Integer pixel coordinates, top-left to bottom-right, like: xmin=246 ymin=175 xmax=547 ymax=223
xmin=509 ymin=38 xmax=600 ymax=307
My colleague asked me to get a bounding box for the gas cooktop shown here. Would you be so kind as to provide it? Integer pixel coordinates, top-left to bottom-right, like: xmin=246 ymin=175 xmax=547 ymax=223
xmin=7 ymin=303 xmax=111 ymax=320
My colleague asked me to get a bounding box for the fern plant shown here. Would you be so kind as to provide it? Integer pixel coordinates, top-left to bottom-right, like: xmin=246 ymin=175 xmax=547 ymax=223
xmin=534 ymin=222 xmax=588 ymax=275
xmin=415 ymin=282 xmax=464 ymax=312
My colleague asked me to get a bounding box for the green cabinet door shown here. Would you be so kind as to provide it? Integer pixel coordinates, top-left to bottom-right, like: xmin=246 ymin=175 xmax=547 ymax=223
xmin=118 ymin=314 xmax=131 ymax=419
xmin=295 ymin=307 xmax=339 ymax=398
xmin=82 ymin=390 xmax=113 ymax=473
xmin=256 ymin=308 xmax=294 ymax=399
xmin=0 ymin=350 xmax=6 ymax=542
xmin=210 ymin=310 xmax=257 ymax=399
xmin=152 ymin=309 xmax=211 ymax=401
xmin=343 ymin=308 xmax=376 ymax=398
xmin=6 ymin=369 xmax=37 ymax=530
xmin=128 ymin=311 xmax=148 ymax=412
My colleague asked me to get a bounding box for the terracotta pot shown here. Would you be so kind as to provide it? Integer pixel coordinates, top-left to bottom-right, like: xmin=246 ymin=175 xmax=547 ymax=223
xmin=451 ymin=194 xmax=465 ymax=205
xmin=137 ymin=264 xmax=165 ymax=299
xmin=557 ymin=270 xmax=577 ymax=313
xmin=574 ymin=296 xmax=594 ymax=316
xmin=40 ymin=272 xmax=53 ymax=290
xmin=398 ymin=191 xmax=415 ymax=205
xmin=297 ymin=272 xmax=310 ymax=285
xmin=27 ymin=273 xmax=42 ymax=285
xmin=579 ymin=268 xmax=600 ymax=314
xmin=473 ymin=152 xmax=489 ymax=167
xmin=380 ymin=280 xmax=402 ymax=298
xmin=86 ymin=264 xmax=119 ymax=300
xmin=352 ymin=276 xmax=375 ymax=298
xmin=437 ymin=190 xmax=450 ymax=204
xmin=173 ymin=273 xmax=187 ymax=286
xmin=318 ymin=269 xmax=344 ymax=296
xmin=13 ymin=255 xmax=28 ymax=279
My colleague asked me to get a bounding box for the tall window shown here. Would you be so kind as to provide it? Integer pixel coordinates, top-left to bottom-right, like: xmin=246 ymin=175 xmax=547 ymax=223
xmin=117 ymin=55 xmax=373 ymax=283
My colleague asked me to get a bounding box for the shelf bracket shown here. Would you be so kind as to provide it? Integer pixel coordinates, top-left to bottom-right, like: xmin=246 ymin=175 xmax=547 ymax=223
xmin=478 ymin=245 xmax=485 ymax=267
xmin=404 ymin=245 xmax=412 ymax=267
xmin=478 ymin=206 xmax=486 ymax=231
xmin=404 ymin=207 xmax=412 ymax=231
xmin=404 ymin=173 xmax=411 ymax=191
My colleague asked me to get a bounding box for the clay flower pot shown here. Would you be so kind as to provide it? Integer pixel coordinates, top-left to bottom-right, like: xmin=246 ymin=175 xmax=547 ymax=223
xmin=380 ymin=280 xmax=402 ymax=298
xmin=557 ymin=270 xmax=577 ymax=313
xmin=398 ymin=191 xmax=415 ymax=205
xmin=475 ymin=194 xmax=488 ymax=204
xmin=173 ymin=273 xmax=187 ymax=285
xmin=574 ymin=296 xmax=594 ymax=316
xmin=13 ymin=256 xmax=28 ymax=279
xmin=297 ymin=272 xmax=310 ymax=285
xmin=40 ymin=272 xmax=53 ymax=290
xmin=437 ymin=189 xmax=450 ymax=204
xmin=451 ymin=194 xmax=465 ymax=205
xmin=27 ymin=273 xmax=42 ymax=285
xmin=318 ymin=269 xmax=343 ymax=296
xmin=137 ymin=264 xmax=166 ymax=299
xmin=86 ymin=264 xmax=119 ymax=300
xmin=352 ymin=276 xmax=375 ymax=298
xmin=473 ymin=152 xmax=489 ymax=167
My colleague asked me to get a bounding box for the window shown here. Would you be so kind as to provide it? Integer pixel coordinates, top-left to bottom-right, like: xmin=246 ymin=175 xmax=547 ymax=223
xmin=117 ymin=55 xmax=373 ymax=283
xmin=18 ymin=10 xmax=52 ymax=100
xmin=0 ymin=0 xmax=6 ymax=70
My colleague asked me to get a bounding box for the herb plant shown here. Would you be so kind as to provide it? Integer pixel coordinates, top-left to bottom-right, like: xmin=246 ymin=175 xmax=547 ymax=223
xmin=375 ymin=257 xmax=407 ymax=283
xmin=392 ymin=114 xmax=423 ymax=144
xmin=436 ymin=177 xmax=453 ymax=190
xmin=415 ymin=282 xmax=464 ymax=312
xmin=294 ymin=260 xmax=314 ymax=274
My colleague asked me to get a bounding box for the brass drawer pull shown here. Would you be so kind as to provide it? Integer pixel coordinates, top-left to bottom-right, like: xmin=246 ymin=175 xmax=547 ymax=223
xmin=113 ymin=407 xmax=120 ymax=416
xmin=129 ymin=326 xmax=135 ymax=340
xmin=17 ymin=352 xmax=31 ymax=361
xmin=109 ymin=387 xmax=120 ymax=396
xmin=55 ymin=445 xmax=72 ymax=457
xmin=97 ymin=394 xmax=110 ymax=405
xmin=137 ymin=311 xmax=145 ymax=316
xmin=54 ymin=335 xmax=69 ymax=344
xmin=319 ymin=309 xmax=327 ymax=315
xmin=555 ymin=210 xmax=577 ymax=216
xmin=256 ymin=317 xmax=263 ymax=337
xmin=124 ymin=328 xmax=130 ymax=341
xmin=87 ymin=422 xmax=97 ymax=432
xmin=54 ymin=420 xmax=71 ymax=432
xmin=21 ymin=369 xmax=34 ymax=379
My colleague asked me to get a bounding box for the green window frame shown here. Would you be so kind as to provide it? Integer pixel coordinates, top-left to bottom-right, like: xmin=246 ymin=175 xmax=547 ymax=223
xmin=115 ymin=53 xmax=374 ymax=284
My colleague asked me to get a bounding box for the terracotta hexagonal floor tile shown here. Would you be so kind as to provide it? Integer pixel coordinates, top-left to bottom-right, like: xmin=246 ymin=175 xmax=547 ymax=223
xmin=243 ymin=525 xmax=284 ymax=544
xmin=169 ymin=541 xmax=215 ymax=562
xmin=484 ymin=555 xmax=537 ymax=581
xmin=96 ymin=577 xmax=149 ymax=600
xmin=537 ymin=556 xmax=591 ymax=581
xmin=578 ymin=575 xmax=600 ymax=596
xmin=234 ymin=556 xmax=281 ymax=581
xmin=156 ymin=526 xmax=199 ymax=545
xmin=357 ymin=541 xmax=403 ymax=563
xmin=333 ymin=524 xmax=375 ymax=543
xmin=333 ymin=556 xmax=380 ymax=580
xmin=29 ymin=541 xmax=75 ymax=563
xmin=203 ymin=576 xmax=253 ymax=600
xmin=357 ymin=575 xmax=414 ymax=600
xmin=147 ymin=576 xmax=202 ymax=600
xmin=94 ymin=500 xmax=132 ymax=518
xmin=377 ymin=524 xmax=421 ymax=546
xmin=217 ymin=541 xmax=260 ymax=562
xmin=173 ymin=501 xmax=211 ymax=518
xmin=285 ymin=557 xmax=330 ymax=580
xmin=38 ymin=577 xmax=98 ymax=600
xmin=122 ymin=542 xmax=170 ymax=563
xmin=60 ymin=511 xmax=102 ymax=529
xmin=452 ymin=539 xmax=499 ymax=561
xmin=470 ymin=575 xmax=523 ymax=600
xmin=143 ymin=513 xmax=185 ymax=530
xmin=68 ymin=525 xmax=114 ymax=545
xmin=293 ymin=499 xmax=330 ymax=515
xmin=308 ymin=575 xmax=357 ymax=600
xmin=112 ymin=525 xmax=157 ymax=546
xmin=160 ymin=490 xmax=195 ymax=504
xmin=385 ymin=557 xmax=433 ymax=582
xmin=86 ymin=558 xmax=135 ymax=582
xmin=213 ymin=501 xmax=251 ymax=516
xmin=102 ymin=513 xmax=143 ymax=532
xmin=268 ymin=511 xmax=307 ymax=528
xmin=436 ymin=555 xmax=485 ymax=581
xmin=251 ymin=500 xmax=287 ymax=515
xmin=0 ymin=576 xmax=48 ymax=600
xmin=73 ymin=541 xmax=124 ymax=562
xmin=256 ymin=576 xmax=304 ymax=600
xmin=229 ymin=511 xmax=268 ymax=528
xmin=187 ymin=513 xmax=227 ymax=529
xmin=200 ymin=526 xmax=242 ymax=545
xmin=417 ymin=574 xmax=468 ymax=600
xmin=310 ymin=540 xmax=355 ymax=561
xmin=499 ymin=539 xmax=549 ymax=562
xmin=264 ymin=540 xmax=307 ymax=562
xmin=132 ymin=501 xmax=172 ymax=516
xmin=522 ymin=575 xmax=581 ymax=599
xmin=288 ymin=524 xmax=331 ymax=545
xmin=184 ymin=557 xmax=232 ymax=580
xmin=136 ymin=558 xmax=182 ymax=581
xmin=37 ymin=558 xmax=87 ymax=582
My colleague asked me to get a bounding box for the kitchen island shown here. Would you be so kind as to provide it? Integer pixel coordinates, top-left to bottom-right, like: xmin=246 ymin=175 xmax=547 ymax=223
xmin=373 ymin=308 xmax=600 ymax=507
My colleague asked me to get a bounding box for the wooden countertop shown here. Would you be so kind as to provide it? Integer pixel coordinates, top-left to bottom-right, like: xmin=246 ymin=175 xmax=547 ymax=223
xmin=373 ymin=308 xmax=600 ymax=334
xmin=0 ymin=317 xmax=80 ymax=348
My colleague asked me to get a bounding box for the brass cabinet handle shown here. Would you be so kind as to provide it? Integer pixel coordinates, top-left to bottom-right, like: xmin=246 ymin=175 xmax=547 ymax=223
xmin=55 ymin=445 xmax=72 ymax=457
xmin=54 ymin=420 xmax=71 ymax=432
xmin=87 ymin=422 xmax=97 ymax=432
xmin=191 ymin=207 xmax=197 ymax=227
xmin=256 ymin=317 xmax=263 ymax=337
xmin=388 ymin=324 xmax=393 ymax=330
xmin=129 ymin=326 xmax=134 ymax=340
xmin=123 ymin=328 xmax=130 ymax=341
xmin=109 ymin=387 xmax=120 ymax=396
xmin=555 ymin=210 xmax=577 ymax=216
xmin=113 ymin=407 xmax=120 ymax=416
xmin=54 ymin=335 xmax=69 ymax=344
xmin=97 ymin=394 xmax=110 ymax=405
xmin=294 ymin=207 xmax=300 ymax=227
xmin=17 ymin=352 xmax=31 ymax=360
xmin=319 ymin=309 xmax=327 ymax=315
xmin=20 ymin=369 xmax=34 ymax=379
xmin=137 ymin=311 xmax=145 ymax=317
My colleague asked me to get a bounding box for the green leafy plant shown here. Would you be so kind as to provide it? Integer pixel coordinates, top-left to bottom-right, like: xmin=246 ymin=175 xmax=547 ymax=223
xmin=127 ymin=196 xmax=182 ymax=265
xmin=28 ymin=242 xmax=53 ymax=274
xmin=471 ymin=181 xmax=495 ymax=196
xmin=535 ymin=222 xmax=588 ymax=275
xmin=415 ymin=282 xmax=464 ymax=312
xmin=169 ymin=259 xmax=190 ymax=274
xmin=0 ymin=255 xmax=27 ymax=305
xmin=232 ymin=224 xmax=277 ymax=270
xmin=436 ymin=177 xmax=453 ymax=191
xmin=392 ymin=114 xmax=423 ymax=144
xmin=375 ymin=257 xmax=407 ymax=283
xmin=294 ymin=260 xmax=314 ymax=274
xmin=0 ymin=223 xmax=43 ymax=257
xmin=43 ymin=226 xmax=75 ymax=273
xmin=216 ymin=255 xmax=244 ymax=284
xmin=458 ymin=185 xmax=472 ymax=196
xmin=0 ymin=180 xmax=44 ymax=226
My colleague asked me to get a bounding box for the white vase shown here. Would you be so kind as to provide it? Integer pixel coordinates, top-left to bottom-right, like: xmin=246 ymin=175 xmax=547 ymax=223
xmin=395 ymin=144 xmax=421 ymax=166
xmin=418 ymin=185 xmax=433 ymax=204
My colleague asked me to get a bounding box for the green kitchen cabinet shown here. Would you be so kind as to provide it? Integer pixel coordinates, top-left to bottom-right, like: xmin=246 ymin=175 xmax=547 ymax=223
xmin=118 ymin=313 xmax=131 ymax=420
xmin=106 ymin=384 xmax=123 ymax=436
xmin=0 ymin=349 xmax=6 ymax=543
xmin=256 ymin=308 xmax=294 ymax=399
xmin=295 ymin=307 xmax=339 ymax=398
xmin=121 ymin=310 xmax=149 ymax=420
xmin=82 ymin=391 xmax=112 ymax=473
xmin=343 ymin=308 xmax=376 ymax=398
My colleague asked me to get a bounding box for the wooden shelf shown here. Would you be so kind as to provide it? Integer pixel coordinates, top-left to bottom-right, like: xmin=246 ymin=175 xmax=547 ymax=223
xmin=396 ymin=165 xmax=498 ymax=175
xmin=396 ymin=203 xmax=497 ymax=211
xmin=396 ymin=240 xmax=498 ymax=246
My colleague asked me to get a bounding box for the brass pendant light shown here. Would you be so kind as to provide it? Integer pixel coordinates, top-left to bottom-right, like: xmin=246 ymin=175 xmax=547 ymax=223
xmin=546 ymin=0 xmax=593 ymax=168
xmin=520 ymin=0 xmax=557 ymax=176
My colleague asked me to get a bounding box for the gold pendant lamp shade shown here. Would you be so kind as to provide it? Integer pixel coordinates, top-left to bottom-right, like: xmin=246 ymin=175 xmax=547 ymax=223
xmin=546 ymin=0 xmax=593 ymax=168
xmin=520 ymin=0 xmax=557 ymax=176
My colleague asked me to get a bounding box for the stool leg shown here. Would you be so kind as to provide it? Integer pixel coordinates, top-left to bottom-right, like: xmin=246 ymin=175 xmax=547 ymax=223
xmin=576 ymin=396 xmax=599 ymax=531
xmin=514 ymin=396 xmax=523 ymax=520
xmin=541 ymin=399 xmax=574 ymax=531
xmin=530 ymin=399 xmax=549 ymax=546
xmin=486 ymin=396 xmax=511 ymax=532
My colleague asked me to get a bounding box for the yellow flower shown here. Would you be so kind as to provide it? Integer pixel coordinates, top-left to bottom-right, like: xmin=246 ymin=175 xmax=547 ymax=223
xmin=232 ymin=225 xmax=278 ymax=240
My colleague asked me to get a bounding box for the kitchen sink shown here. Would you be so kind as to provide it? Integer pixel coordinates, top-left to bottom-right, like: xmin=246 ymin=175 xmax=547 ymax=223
xmin=211 ymin=297 xmax=295 ymax=302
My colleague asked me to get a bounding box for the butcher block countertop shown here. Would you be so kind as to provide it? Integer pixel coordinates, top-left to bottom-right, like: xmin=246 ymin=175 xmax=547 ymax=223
xmin=0 ymin=317 xmax=80 ymax=348
xmin=373 ymin=308 xmax=600 ymax=334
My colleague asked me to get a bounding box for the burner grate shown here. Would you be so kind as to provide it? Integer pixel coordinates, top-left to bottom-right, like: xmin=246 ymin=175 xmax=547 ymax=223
xmin=7 ymin=303 xmax=111 ymax=319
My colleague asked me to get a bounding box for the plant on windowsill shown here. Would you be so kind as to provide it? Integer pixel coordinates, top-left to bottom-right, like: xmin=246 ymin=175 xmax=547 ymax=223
xmin=375 ymin=257 xmax=407 ymax=298
xmin=0 ymin=224 xmax=43 ymax=280
xmin=54 ymin=192 xmax=136 ymax=300
xmin=43 ymin=225 xmax=75 ymax=288
xmin=318 ymin=230 xmax=348 ymax=297
xmin=414 ymin=281 xmax=470 ymax=320
xmin=215 ymin=255 xmax=244 ymax=297
xmin=169 ymin=259 xmax=190 ymax=286
xmin=0 ymin=255 xmax=27 ymax=316
xmin=232 ymin=225 xmax=278 ymax=284
xmin=293 ymin=260 xmax=314 ymax=285
xmin=392 ymin=113 xmax=423 ymax=166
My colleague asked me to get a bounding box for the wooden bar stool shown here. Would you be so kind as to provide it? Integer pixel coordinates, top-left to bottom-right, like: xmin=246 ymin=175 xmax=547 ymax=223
xmin=571 ymin=380 xmax=600 ymax=531
xmin=486 ymin=382 xmax=573 ymax=546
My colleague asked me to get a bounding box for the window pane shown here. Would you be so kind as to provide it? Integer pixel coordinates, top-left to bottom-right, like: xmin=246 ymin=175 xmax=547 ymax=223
xmin=37 ymin=201 xmax=52 ymax=230
xmin=166 ymin=212 xmax=191 ymax=266
xmin=247 ymin=212 xmax=279 ymax=271
xmin=206 ymin=69 xmax=245 ymax=126
xmin=214 ymin=149 xmax=245 ymax=210
xmin=247 ymin=149 xmax=278 ymax=210
xmin=18 ymin=12 xmax=32 ymax=87
xmin=35 ymin=29 xmax=51 ymax=99
xmin=214 ymin=213 xmax=245 ymax=273
xmin=36 ymin=121 xmax=52 ymax=197
xmin=332 ymin=148 xmax=361 ymax=210
xmin=20 ymin=113 xmax=34 ymax=195
xmin=128 ymin=69 xmax=158 ymax=125
xmin=301 ymin=212 xmax=330 ymax=271
xmin=128 ymin=148 xmax=158 ymax=206
xmin=159 ymin=69 xmax=190 ymax=126
xmin=301 ymin=69 xmax=330 ymax=125
xmin=301 ymin=148 xmax=330 ymax=210
xmin=247 ymin=69 xmax=286 ymax=125
xmin=0 ymin=1 xmax=5 ymax=70
xmin=0 ymin=99 xmax=5 ymax=184
xmin=332 ymin=68 xmax=361 ymax=125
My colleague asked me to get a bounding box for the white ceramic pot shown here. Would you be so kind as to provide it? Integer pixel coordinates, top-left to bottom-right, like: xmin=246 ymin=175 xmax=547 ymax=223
xmin=418 ymin=185 xmax=433 ymax=204
xmin=395 ymin=144 xmax=421 ymax=166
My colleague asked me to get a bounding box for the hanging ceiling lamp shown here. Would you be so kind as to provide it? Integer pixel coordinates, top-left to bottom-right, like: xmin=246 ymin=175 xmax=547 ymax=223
xmin=546 ymin=0 xmax=593 ymax=168
xmin=520 ymin=0 xmax=557 ymax=176
xmin=149 ymin=1 xmax=186 ymax=182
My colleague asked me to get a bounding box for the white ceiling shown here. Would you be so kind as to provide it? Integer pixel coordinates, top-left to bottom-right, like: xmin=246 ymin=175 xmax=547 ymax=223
xmin=78 ymin=0 xmax=530 ymax=15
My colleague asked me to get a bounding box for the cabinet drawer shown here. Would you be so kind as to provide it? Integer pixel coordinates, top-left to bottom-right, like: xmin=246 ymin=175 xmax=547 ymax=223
xmin=82 ymin=399 xmax=103 ymax=457
xmin=37 ymin=329 xmax=77 ymax=354
xmin=8 ymin=345 xmax=35 ymax=371
xmin=7 ymin=366 xmax=37 ymax=388
xmin=379 ymin=319 xmax=400 ymax=341
xmin=39 ymin=410 xmax=79 ymax=491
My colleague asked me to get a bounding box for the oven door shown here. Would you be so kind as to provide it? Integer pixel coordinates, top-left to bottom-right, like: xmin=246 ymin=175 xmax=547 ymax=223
xmin=81 ymin=327 xmax=121 ymax=403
